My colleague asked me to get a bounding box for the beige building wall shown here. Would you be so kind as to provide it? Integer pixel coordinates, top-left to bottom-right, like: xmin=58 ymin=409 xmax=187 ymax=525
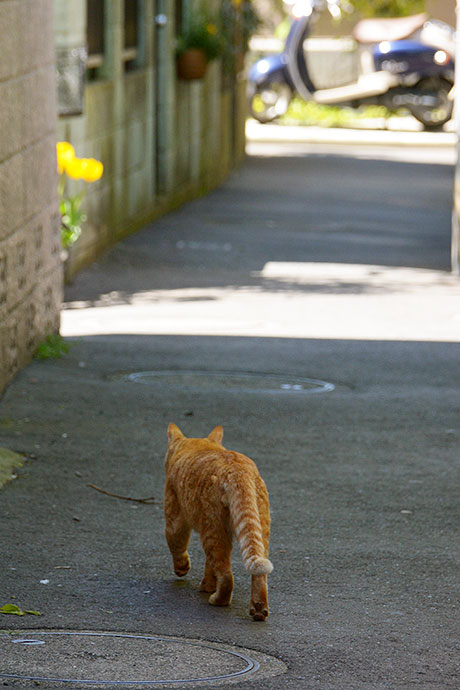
xmin=57 ymin=0 xmax=246 ymax=279
xmin=0 ymin=0 xmax=63 ymax=394
xmin=311 ymin=1 xmax=455 ymax=36
xmin=426 ymin=0 xmax=455 ymax=25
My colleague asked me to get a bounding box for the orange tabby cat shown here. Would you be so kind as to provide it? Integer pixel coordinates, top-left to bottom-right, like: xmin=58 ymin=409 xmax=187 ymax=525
xmin=164 ymin=423 xmax=273 ymax=621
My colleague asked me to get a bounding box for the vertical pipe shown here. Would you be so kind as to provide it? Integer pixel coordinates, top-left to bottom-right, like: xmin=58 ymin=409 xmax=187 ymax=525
xmin=155 ymin=0 xmax=175 ymax=194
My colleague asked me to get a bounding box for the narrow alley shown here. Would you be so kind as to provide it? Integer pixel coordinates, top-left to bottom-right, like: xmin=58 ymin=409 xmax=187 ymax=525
xmin=1 ymin=135 xmax=459 ymax=689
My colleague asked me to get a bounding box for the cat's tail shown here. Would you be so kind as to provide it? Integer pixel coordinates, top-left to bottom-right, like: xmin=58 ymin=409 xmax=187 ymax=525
xmin=227 ymin=479 xmax=273 ymax=576
xmin=246 ymin=554 xmax=273 ymax=576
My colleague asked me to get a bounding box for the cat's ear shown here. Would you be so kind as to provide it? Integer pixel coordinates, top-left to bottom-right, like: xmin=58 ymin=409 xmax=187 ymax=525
xmin=168 ymin=423 xmax=184 ymax=445
xmin=208 ymin=425 xmax=223 ymax=444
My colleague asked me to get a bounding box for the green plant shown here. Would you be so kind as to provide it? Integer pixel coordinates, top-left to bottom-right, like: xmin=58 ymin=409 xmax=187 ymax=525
xmin=59 ymin=193 xmax=86 ymax=248
xmin=239 ymin=0 xmax=260 ymax=52
xmin=56 ymin=142 xmax=103 ymax=249
xmin=347 ymin=0 xmax=424 ymax=17
xmin=221 ymin=0 xmax=260 ymax=79
xmin=176 ymin=6 xmax=223 ymax=60
xmin=35 ymin=334 xmax=70 ymax=360
xmin=279 ymin=98 xmax=398 ymax=127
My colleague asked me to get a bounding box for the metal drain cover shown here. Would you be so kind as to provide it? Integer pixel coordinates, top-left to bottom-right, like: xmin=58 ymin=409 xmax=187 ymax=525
xmin=0 ymin=631 xmax=286 ymax=687
xmin=123 ymin=370 xmax=335 ymax=394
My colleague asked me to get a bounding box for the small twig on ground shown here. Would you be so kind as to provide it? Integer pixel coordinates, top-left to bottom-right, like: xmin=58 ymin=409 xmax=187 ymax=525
xmin=87 ymin=483 xmax=157 ymax=504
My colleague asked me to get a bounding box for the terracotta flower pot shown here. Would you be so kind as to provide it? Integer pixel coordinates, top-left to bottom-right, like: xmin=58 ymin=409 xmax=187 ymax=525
xmin=177 ymin=48 xmax=208 ymax=80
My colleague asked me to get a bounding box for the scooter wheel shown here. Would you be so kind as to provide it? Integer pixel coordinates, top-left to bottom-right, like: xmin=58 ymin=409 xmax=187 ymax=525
xmin=408 ymin=77 xmax=453 ymax=130
xmin=248 ymin=82 xmax=292 ymax=124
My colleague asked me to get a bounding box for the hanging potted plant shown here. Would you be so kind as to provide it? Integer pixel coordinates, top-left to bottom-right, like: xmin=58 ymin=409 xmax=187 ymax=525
xmin=176 ymin=6 xmax=223 ymax=80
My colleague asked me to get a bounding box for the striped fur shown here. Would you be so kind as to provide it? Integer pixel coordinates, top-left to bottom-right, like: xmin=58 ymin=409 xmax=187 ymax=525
xmin=164 ymin=423 xmax=272 ymax=621
xmin=226 ymin=477 xmax=273 ymax=575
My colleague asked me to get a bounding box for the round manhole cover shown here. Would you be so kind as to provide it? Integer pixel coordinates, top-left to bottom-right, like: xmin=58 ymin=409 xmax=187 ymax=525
xmin=122 ymin=370 xmax=335 ymax=394
xmin=0 ymin=631 xmax=286 ymax=687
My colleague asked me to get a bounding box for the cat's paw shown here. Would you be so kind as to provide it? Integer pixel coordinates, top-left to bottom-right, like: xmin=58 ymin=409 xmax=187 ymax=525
xmin=174 ymin=554 xmax=190 ymax=577
xmin=249 ymin=600 xmax=268 ymax=621
xmin=208 ymin=591 xmax=232 ymax=606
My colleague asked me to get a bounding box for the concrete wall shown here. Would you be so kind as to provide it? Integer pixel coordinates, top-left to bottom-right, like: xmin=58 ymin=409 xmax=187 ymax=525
xmin=58 ymin=0 xmax=246 ymax=279
xmin=426 ymin=0 xmax=455 ymax=25
xmin=0 ymin=0 xmax=63 ymax=394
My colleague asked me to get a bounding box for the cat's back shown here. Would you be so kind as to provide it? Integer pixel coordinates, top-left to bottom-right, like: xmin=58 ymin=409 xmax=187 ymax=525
xmin=171 ymin=440 xmax=258 ymax=482
xmin=169 ymin=441 xmax=261 ymax=509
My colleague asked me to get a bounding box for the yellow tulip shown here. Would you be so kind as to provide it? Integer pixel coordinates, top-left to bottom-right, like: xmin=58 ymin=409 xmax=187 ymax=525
xmin=65 ymin=157 xmax=104 ymax=182
xmin=64 ymin=157 xmax=86 ymax=180
xmin=80 ymin=158 xmax=104 ymax=182
xmin=56 ymin=141 xmax=75 ymax=174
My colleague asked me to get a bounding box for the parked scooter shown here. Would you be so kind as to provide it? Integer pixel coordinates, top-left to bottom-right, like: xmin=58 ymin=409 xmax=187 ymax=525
xmin=248 ymin=0 xmax=455 ymax=129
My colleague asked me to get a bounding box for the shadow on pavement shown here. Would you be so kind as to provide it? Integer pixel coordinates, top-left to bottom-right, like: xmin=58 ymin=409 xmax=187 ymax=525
xmin=64 ymin=154 xmax=454 ymax=307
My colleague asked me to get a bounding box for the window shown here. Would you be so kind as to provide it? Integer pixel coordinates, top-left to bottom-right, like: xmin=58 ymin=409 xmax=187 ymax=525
xmin=175 ymin=0 xmax=183 ymax=39
xmin=87 ymin=0 xmax=105 ymax=80
xmin=124 ymin=0 xmax=142 ymax=72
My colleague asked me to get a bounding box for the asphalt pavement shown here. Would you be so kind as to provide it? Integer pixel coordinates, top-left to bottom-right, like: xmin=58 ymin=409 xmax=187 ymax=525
xmin=1 ymin=123 xmax=459 ymax=689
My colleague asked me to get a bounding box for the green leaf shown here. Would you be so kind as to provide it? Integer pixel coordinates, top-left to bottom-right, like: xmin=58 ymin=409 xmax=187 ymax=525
xmin=0 ymin=604 xmax=41 ymax=616
xmin=0 ymin=604 xmax=25 ymax=616
xmin=59 ymin=192 xmax=87 ymax=247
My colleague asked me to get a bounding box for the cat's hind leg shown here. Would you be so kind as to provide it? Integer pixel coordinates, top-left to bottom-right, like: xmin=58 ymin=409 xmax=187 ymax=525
xmin=199 ymin=558 xmax=217 ymax=593
xmin=248 ymin=485 xmax=270 ymax=620
xmin=250 ymin=574 xmax=269 ymax=621
xmin=164 ymin=483 xmax=191 ymax=577
xmin=201 ymin=531 xmax=233 ymax=606
xmin=209 ymin=560 xmax=233 ymax=606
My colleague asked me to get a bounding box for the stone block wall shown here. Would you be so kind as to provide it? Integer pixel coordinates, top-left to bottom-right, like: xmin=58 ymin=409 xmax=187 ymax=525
xmin=0 ymin=0 xmax=63 ymax=394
